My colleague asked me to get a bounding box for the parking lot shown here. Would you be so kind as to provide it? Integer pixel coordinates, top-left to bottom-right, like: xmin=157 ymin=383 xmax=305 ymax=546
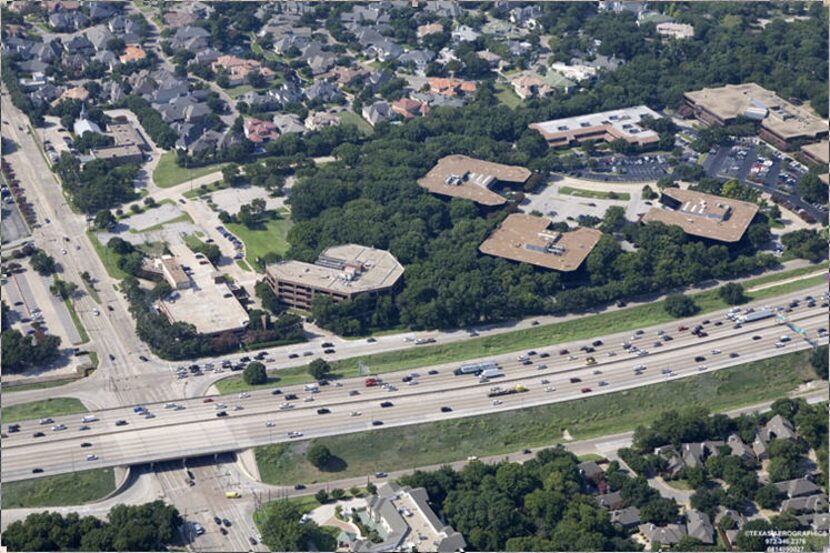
xmin=1 ymin=194 xmax=30 ymax=245
xmin=567 ymin=153 xmax=671 ymax=182
xmin=522 ymin=176 xmax=651 ymax=224
xmin=208 ymin=186 xmax=286 ymax=217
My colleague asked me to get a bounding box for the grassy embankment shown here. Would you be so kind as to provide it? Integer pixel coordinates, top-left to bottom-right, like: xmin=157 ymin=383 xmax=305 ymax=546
xmin=2 ymin=469 xmax=115 ymax=509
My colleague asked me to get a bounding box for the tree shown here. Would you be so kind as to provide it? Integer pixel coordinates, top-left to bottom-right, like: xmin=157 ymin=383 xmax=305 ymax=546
xmin=50 ymin=280 xmax=78 ymax=300
xmin=736 ymin=519 xmax=773 ymax=552
xmin=246 ymin=70 xmax=267 ymax=89
xmin=330 ymin=488 xmax=345 ymax=500
xmin=640 ymin=497 xmax=679 ymax=525
xmin=222 ymin=163 xmax=244 ymax=187
xmin=809 ymin=345 xmax=828 ymax=380
xmin=600 ymin=206 xmax=626 ymax=233
xmin=664 ymin=294 xmax=698 ymax=317
xmin=93 ymin=209 xmax=116 ymax=231
xmin=260 ymin=500 xmax=317 ymax=551
xmin=243 ymin=361 xmax=267 ymax=385
xmin=365 ymin=482 xmax=377 ymax=495
xmin=308 ymin=358 xmax=332 ymax=381
xmin=314 ymin=489 xmax=330 ymax=503
xmin=796 ymin=171 xmax=825 ymax=204
xmin=754 ymin=484 xmax=783 ymax=510
xmin=719 ymin=282 xmax=747 ymax=305
xmin=308 ymin=444 xmax=333 ymax=469
xmin=30 ymin=250 xmax=56 ymax=275
xmin=641 ymin=185 xmax=657 ymax=200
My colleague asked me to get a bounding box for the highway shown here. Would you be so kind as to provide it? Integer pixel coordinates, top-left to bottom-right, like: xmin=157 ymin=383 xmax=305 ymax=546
xmin=3 ymin=296 xmax=825 ymax=482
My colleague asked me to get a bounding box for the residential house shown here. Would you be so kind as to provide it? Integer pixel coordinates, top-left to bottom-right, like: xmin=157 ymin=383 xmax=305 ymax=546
xmin=726 ymin=434 xmax=755 ymax=463
xmin=477 ymin=50 xmax=503 ymax=68
xmin=299 ymin=43 xmax=337 ymax=75
xmin=17 ymin=60 xmax=50 ymax=76
xmin=362 ymin=101 xmax=395 ymax=126
xmin=103 ymin=81 xmax=125 ymax=104
xmin=243 ymin=118 xmax=280 ymax=143
xmin=392 ymin=98 xmax=429 ymax=119
xmin=322 ymin=67 xmax=370 ymax=89
xmin=148 ymin=77 xmax=189 ymax=105
xmin=88 ymin=2 xmax=118 ymax=21
xmin=237 ymin=91 xmax=280 ymax=112
xmin=193 ymin=48 xmax=221 ymax=66
xmin=304 ymin=81 xmax=343 ymax=104
xmin=716 ymin=507 xmax=745 ymax=548
xmin=428 ymin=77 xmax=477 ymax=96
xmin=510 ymin=5 xmax=541 ymax=29
xmin=29 ymin=84 xmax=62 ymax=108
xmin=273 ymin=33 xmax=311 ymax=55
xmin=638 ymin=523 xmax=687 ymax=546
xmin=44 ymin=0 xmax=80 ymax=12
xmin=686 ymin=511 xmax=715 ymax=545
xmin=367 ymin=70 xmax=394 ymax=92
xmin=62 ymin=35 xmax=94 ymax=57
xmin=578 ymin=460 xmax=605 ymax=484
xmin=211 ymin=55 xmax=275 ymax=87
xmin=399 ymin=49 xmax=435 ymax=72
xmin=341 ymin=4 xmax=391 ymax=25
xmin=599 ymin=1 xmax=648 ymax=16
xmin=120 ymin=45 xmax=147 ymax=64
xmin=19 ymin=71 xmax=48 ymax=90
xmin=610 ymin=507 xmax=641 ymax=529
xmin=417 ymin=22 xmax=444 ymax=39
xmin=364 ymin=39 xmax=404 ymax=62
xmin=85 ymin=26 xmax=113 ymax=51
xmin=764 ymin=415 xmax=797 ymax=442
xmin=411 ymin=91 xmax=465 ymax=108
xmin=52 ymin=85 xmax=90 ymax=106
xmin=305 ymin=111 xmax=341 ymax=131
xmin=656 ymin=22 xmax=695 ymax=39
xmin=506 ymin=40 xmax=533 ymax=58
xmin=158 ymin=96 xmax=211 ymax=124
xmin=4 ymin=37 xmax=35 ymax=58
xmin=452 ymin=24 xmax=480 ymax=42
xmin=550 ymin=61 xmax=599 ymax=82
xmin=774 ymin=477 xmax=821 ymax=499
xmin=423 ymin=1 xmax=462 ymax=18
xmin=107 ymin=15 xmax=142 ymax=43
xmin=781 ymin=494 xmax=829 ymax=514
xmin=271 ymin=82 xmax=305 ymax=105
xmin=93 ymin=51 xmax=120 ymax=71
xmin=49 ymin=11 xmax=89 ymax=32
xmin=511 ymin=74 xmax=555 ymax=100
xmin=272 ymin=113 xmax=306 ymax=135
xmin=595 ymin=491 xmax=625 ymax=510
xmin=170 ymin=26 xmax=210 ymax=53
xmin=163 ymin=10 xmax=197 ymax=28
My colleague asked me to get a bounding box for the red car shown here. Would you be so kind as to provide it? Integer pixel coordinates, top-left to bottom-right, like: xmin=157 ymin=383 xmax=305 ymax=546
xmin=580 ymin=387 xmax=592 ymax=393
xmin=677 ymin=325 xmax=689 ymax=332
xmin=559 ymin=349 xmax=569 ymax=355
xmin=202 ymin=398 xmax=214 ymax=403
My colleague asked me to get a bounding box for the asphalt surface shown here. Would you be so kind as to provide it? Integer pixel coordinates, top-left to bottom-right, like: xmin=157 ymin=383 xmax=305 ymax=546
xmin=3 ymin=291 xmax=825 ymax=483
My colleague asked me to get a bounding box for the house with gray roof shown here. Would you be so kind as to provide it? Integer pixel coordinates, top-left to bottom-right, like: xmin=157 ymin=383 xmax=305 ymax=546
xmin=774 ymin=477 xmax=821 ymax=499
xmin=424 ymin=1 xmax=462 ymax=18
xmin=272 ymin=113 xmax=306 ymax=134
xmin=686 ymin=510 xmax=715 ymax=544
xmin=62 ymin=35 xmax=94 ymax=56
xmin=639 ymin=523 xmax=687 ymax=546
xmin=4 ymin=37 xmax=34 ymax=57
xmin=610 ymin=506 xmax=641 ymax=528
xmin=304 ymin=81 xmax=343 ymax=104
xmin=362 ymin=101 xmax=395 ymax=126
xmin=452 ymin=24 xmax=480 ymax=43
xmin=30 ymin=40 xmax=62 ymax=63
xmin=596 ymin=491 xmax=625 ymax=510
xmin=29 ymin=84 xmax=62 ymax=107
xmin=727 ymin=434 xmax=755 ymax=463
xmin=89 ymin=2 xmax=118 ymax=21
xmin=17 ymin=59 xmax=50 ymax=76
xmin=273 ymin=34 xmax=311 ymax=55
xmin=193 ymin=48 xmax=221 ymax=66
xmin=93 ymin=50 xmax=120 ymax=71
xmin=85 ymin=25 xmax=114 ymax=51
xmin=411 ymin=91 xmax=465 ymax=108
xmin=763 ymin=414 xmax=797 ymax=442
xmin=399 ymin=49 xmax=435 ymax=72
xmin=781 ymin=494 xmax=828 ymax=514
xmin=578 ymin=460 xmax=605 ymax=483
xmin=158 ymin=97 xmax=211 ymax=124
xmin=364 ymin=40 xmax=404 ymax=62
xmin=170 ymin=26 xmax=210 ymax=52
xmin=49 ymin=11 xmax=89 ymax=32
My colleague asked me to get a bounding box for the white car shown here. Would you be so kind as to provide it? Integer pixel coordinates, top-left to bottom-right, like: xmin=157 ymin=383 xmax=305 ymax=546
xmin=492 ymin=399 xmax=503 ymax=406
xmin=711 ymin=349 xmax=721 ymax=355
xmin=303 ymin=396 xmax=314 ymax=402
xmin=697 ymin=365 xmax=708 ymax=371
xmin=216 ymin=403 xmax=226 ymax=409
xmin=279 ymin=403 xmax=293 ymax=410
xmin=265 ymin=421 xmax=274 ymax=427
xmin=545 ymin=386 xmax=556 ymax=392
xmin=288 ymin=431 xmax=303 ymax=438
xmin=233 ymin=405 xmax=243 ymax=411
xmin=350 ymin=411 xmax=361 ymax=417
xmin=164 ymin=402 xmax=175 ymax=409
xmin=93 ymin=309 xmax=100 ymax=317
xmin=238 ymin=392 xmax=251 ymax=399
xmin=52 ymin=424 xmax=67 ymax=431
xmin=86 ymin=454 xmax=98 ymax=461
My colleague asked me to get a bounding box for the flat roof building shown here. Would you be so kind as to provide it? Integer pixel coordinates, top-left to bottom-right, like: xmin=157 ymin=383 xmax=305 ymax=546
xmin=641 ymin=188 xmax=759 ymax=243
xmin=479 ymin=213 xmax=603 ymax=272
xmin=156 ymin=245 xmax=249 ymax=336
xmin=800 ymin=140 xmax=829 ymax=166
xmin=90 ymin=117 xmax=149 ymax=166
xmin=684 ymin=83 xmax=828 ymax=151
xmin=264 ymin=244 xmax=404 ymax=310
xmin=530 ymin=105 xmax=662 ymax=148
xmin=417 ymin=155 xmax=532 ymax=206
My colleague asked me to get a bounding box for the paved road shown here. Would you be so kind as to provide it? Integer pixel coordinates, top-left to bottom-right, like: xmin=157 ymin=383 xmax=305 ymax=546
xmin=3 ymin=295 xmax=825 ymax=482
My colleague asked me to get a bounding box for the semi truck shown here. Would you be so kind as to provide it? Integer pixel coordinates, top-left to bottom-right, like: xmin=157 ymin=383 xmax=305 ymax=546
xmin=487 ymin=384 xmax=528 ymax=397
xmin=454 ymin=361 xmax=499 ymax=376
xmin=478 ymin=368 xmax=504 ymax=380
xmin=739 ymin=308 xmax=774 ymax=323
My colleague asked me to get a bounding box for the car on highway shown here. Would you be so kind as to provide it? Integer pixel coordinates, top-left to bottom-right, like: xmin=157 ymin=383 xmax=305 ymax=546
xmin=288 ymin=353 xmax=299 ymax=359
xmin=367 ymin=337 xmax=377 ymax=343
xmin=303 ymin=396 xmax=314 ymax=402
xmin=222 ymin=519 xmax=232 ymax=527
xmin=8 ymin=424 xmax=20 ymax=433
xmin=316 ymin=408 xmax=331 ymax=415
xmin=285 ymin=394 xmax=298 ymax=400
xmin=380 ymin=401 xmax=394 ymax=408
xmin=216 ymin=411 xmax=228 ymax=417
xmin=303 ymin=351 xmax=314 ymax=356
xmin=752 ymin=335 xmax=762 ymax=341
xmin=440 ymin=406 xmax=452 ymax=413
xmin=492 ymin=399 xmax=503 ymax=406
xmin=249 ymin=538 xmax=257 ymax=546
xmin=559 ymin=349 xmax=569 ymax=355
xmin=374 ymin=471 xmax=387 ymax=478
xmin=238 ymin=392 xmax=251 ymax=399
xmin=294 ymin=484 xmax=306 ymax=490
xmin=581 ymin=388 xmax=592 ymax=393
xmin=80 ymin=442 xmax=92 ymax=448
xmin=279 ymin=403 xmax=293 ymax=410
xmin=79 ymin=425 xmax=90 ymax=431
xmin=265 ymin=421 xmax=275 ymax=427
xmin=86 ymin=454 xmax=98 ymax=461
xmin=51 ymin=424 xmax=67 ymax=431
xmin=694 ymin=356 xmax=706 ymax=362
xmin=698 ymin=365 xmax=708 ymax=371
xmin=372 ymin=420 xmax=384 ymax=426
xmin=39 ymin=418 xmax=54 ymax=425
xmin=33 ymin=432 xmax=45 ymax=438
xmin=711 ymin=349 xmax=721 ymax=355
xmin=32 ymin=468 xmax=44 ymax=474
xmin=271 ymin=388 xmax=282 ymax=395
xmin=349 ymin=390 xmax=360 ymax=396
xmin=428 ymin=369 xmax=439 ymax=375
xmin=569 ymin=377 xmax=582 ymax=383
xmin=597 ymin=380 xmax=608 ymax=387
xmin=202 ymin=398 xmax=213 ymax=403
xmin=350 ymin=411 xmax=361 ymax=417
xmin=288 ymin=431 xmax=303 ymax=438
xmin=536 ymin=364 xmax=547 ymax=370
xmin=729 ymin=352 xmax=740 ymax=358
xmin=214 ymin=516 xmax=222 ymax=525
xmin=539 ymin=352 xmax=550 ymax=358
xmin=323 ymin=348 xmax=336 ymax=354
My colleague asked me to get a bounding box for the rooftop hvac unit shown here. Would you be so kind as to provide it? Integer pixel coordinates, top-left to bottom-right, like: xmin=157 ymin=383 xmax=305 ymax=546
xmin=743 ymin=106 xmax=767 ymax=121
xmin=750 ymin=98 xmax=768 ymax=110
xmin=557 ymin=125 xmax=569 ymax=131
xmin=444 ymin=174 xmax=463 ymax=186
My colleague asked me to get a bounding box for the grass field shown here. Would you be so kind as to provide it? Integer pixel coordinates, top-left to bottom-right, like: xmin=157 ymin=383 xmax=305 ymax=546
xmin=63 ymin=296 xmax=90 ymax=344
xmin=744 ymin=266 xmax=824 ymax=289
xmin=495 ymin=82 xmax=522 ymax=109
xmin=214 ymin=365 xmax=312 ymax=395
xmin=336 ymin=111 xmax=374 ymax=135
xmin=3 ymin=378 xmax=81 ymax=393
xmin=254 ymin=495 xmax=338 ymax=551
xmin=558 ymin=185 xmax=631 ymax=201
xmin=226 ymin=216 xmax=293 ymax=269
xmin=255 ymin=349 xmax=822 ymax=485
xmin=2 ymin=468 xmax=115 ymax=509
xmin=2 ymin=397 xmax=88 ymax=424
xmin=153 ymin=152 xmax=227 ymax=189
xmin=217 ymin=266 xmax=823 ymax=393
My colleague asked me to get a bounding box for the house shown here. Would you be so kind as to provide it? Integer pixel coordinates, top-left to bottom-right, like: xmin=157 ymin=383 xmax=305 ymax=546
xmin=423 ymin=1 xmax=462 ymax=18
xmin=273 ymin=34 xmax=311 ymax=55
xmin=781 ymin=494 xmax=828 ymax=514
xmin=158 ymin=97 xmax=211 ymax=124
xmin=364 ymin=39 xmax=404 ymax=62
xmin=93 ymin=51 xmax=120 ymax=71
xmin=341 ymin=4 xmax=390 ymax=25
xmin=599 ymin=1 xmax=648 ymax=16
xmin=578 ymin=460 xmax=605 ymax=483
xmin=511 ymin=74 xmax=554 ymax=100
xmin=237 ymin=91 xmax=280 ymax=111
xmin=88 ymin=2 xmax=118 ymax=21
xmin=52 ymin=85 xmax=90 ymax=106
xmin=506 ymin=40 xmax=533 ymax=58
xmin=193 ymin=48 xmax=221 ymax=66
xmin=62 ymin=35 xmax=94 ymax=56
xmin=686 ymin=511 xmax=715 ymax=545
xmin=550 ymin=61 xmax=599 ymax=82
xmin=477 ymin=50 xmax=503 ymax=68
xmin=774 ymin=477 xmax=821 ymax=499
xmin=270 ymin=82 xmax=305 ymax=105
xmin=411 ymin=91 xmax=465 ymax=109
xmin=362 ymin=101 xmax=395 ymax=126
xmin=4 ymin=37 xmax=35 ymax=58
xmin=29 ymin=84 xmax=62 ymax=108
xmin=102 ymin=81 xmax=125 ymax=104
xmin=417 ymin=22 xmax=444 ymax=39
xmin=452 ymin=24 xmax=480 ymax=42
xmin=170 ymin=26 xmax=210 ymax=53
xmin=638 ymin=523 xmax=687 ymax=546
xmin=305 ymin=111 xmax=341 ymax=131
xmin=17 ymin=60 xmax=50 ymax=77
xmin=321 ymin=67 xmax=370 ymax=88
xmin=763 ymin=414 xmax=797 ymax=442
xmin=399 ymin=49 xmax=435 ymax=72
xmin=149 ymin=78 xmax=189 ymax=105
xmin=391 ymin=98 xmax=429 ymax=119
xmin=74 ymin=117 xmax=102 ymax=137
xmin=211 ymin=55 xmax=275 ymax=87
xmin=120 ymin=45 xmax=147 ymax=64
xmin=272 ymin=113 xmax=306 ymax=135
xmin=163 ymin=10 xmax=197 ymax=28
xmin=85 ymin=26 xmax=113 ymax=51
xmin=510 ymin=5 xmax=541 ymax=29
xmin=62 ymin=52 xmax=89 ymax=76
xmin=726 ymin=434 xmax=755 ymax=463
xmin=595 ymin=491 xmax=625 ymax=510
xmin=107 ymin=15 xmax=141 ymax=43
xmin=304 ymin=81 xmax=343 ymax=104
xmin=428 ymin=77 xmax=477 ymax=97
xmin=49 ymin=11 xmax=89 ymax=32
xmin=610 ymin=507 xmax=641 ymax=528
xmin=243 ymin=118 xmax=280 ymax=144
xmin=656 ymin=22 xmax=695 ymax=39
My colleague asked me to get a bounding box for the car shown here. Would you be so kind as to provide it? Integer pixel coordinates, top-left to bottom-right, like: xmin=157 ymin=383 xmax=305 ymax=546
xmin=80 ymin=442 xmax=93 ymax=448
xmin=597 ymin=380 xmax=608 ymax=387
xmin=580 ymin=388 xmax=592 ymax=393
xmin=367 ymin=337 xmax=377 ymax=343
xmin=8 ymin=424 xmax=20 ymax=433
xmin=223 ymin=519 xmax=232 ymax=527
xmin=86 ymin=454 xmax=98 ymax=461
xmin=294 ymin=484 xmax=306 ymax=490
xmin=39 ymin=418 xmax=54 ymax=425
xmin=316 ymin=408 xmax=331 ymax=415
xmin=32 ymin=468 xmax=44 ymax=474
xmin=203 ymin=398 xmax=214 ymax=403
xmin=536 ymin=363 xmax=547 ymax=370
xmin=216 ymin=403 xmax=227 ymax=409
xmin=216 ymin=411 xmax=228 ymax=417
xmin=752 ymin=335 xmax=762 ymax=341
xmin=372 ymin=420 xmax=384 ymax=426
xmin=698 ymin=365 xmax=708 ymax=371
xmin=303 ymin=351 xmax=314 ymax=357
xmin=559 ymin=349 xmax=569 ymax=355
xmin=288 ymin=431 xmax=303 ymax=438
xmin=440 ymin=406 xmax=452 ymax=413
xmin=249 ymin=538 xmax=257 ymax=546
xmin=79 ymin=425 xmax=91 ymax=431
xmin=323 ymin=348 xmax=336 ymax=354
xmin=694 ymin=356 xmax=706 ymax=362
xmin=220 ymin=528 xmax=228 ymax=536
xmin=285 ymin=393 xmax=298 ymax=400
xmin=539 ymin=352 xmax=550 ymax=358
xmin=527 ymin=350 xmax=537 ymax=356
xmin=349 ymin=390 xmax=360 ymax=396
xmin=569 ymin=377 xmax=582 ymax=383
xmin=233 ymin=405 xmax=243 ymax=411
xmin=238 ymin=392 xmax=251 ymax=399
xmin=711 ymin=349 xmax=721 ymax=355
xmin=33 ymin=432 xmax=45 ymax=438
xmin=522 ymin=449 xmax=532 ymax=455
xmin=265 ymin=421 xmax=275 ymax=428
xmin=374 ymin=471 xmax=387 ymax=478
xmin=139 ymin=355 xmax=148 ymax=362
xmin=592 ymin=340 xmax=603 ymax=347
xmin=115 ymin=420 xmax=127 ymax=426
xmin=545 ymin=386 xmax=556 ymax=392
xmin=729 ymin=352 xmax=740 ymax=359
xmin=303 ymin=396 xmax=315 ymax=402
xmin=380 ymin=401 xmax=394 ymax=408
xmin=321 ymin=342 xmax=334 ymax=348
xmin=492 ymin=399 xmax=503 ymax=405
xmin=288 ymin=353 xmax=299 ymax=359
xmin=428 ymin=369 xmax=439 ymax=375
xmin=678 ymin=326 xmax=689 ymax=331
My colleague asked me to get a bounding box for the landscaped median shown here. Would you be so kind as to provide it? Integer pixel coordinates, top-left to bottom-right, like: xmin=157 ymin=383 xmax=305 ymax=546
xmin=254 ymin=348 xmax=825 ymax=486
xmin=2 ymin=468 xmax=115 ymax=509
xmin=2 ymin=397 xmax=88 ymax=424
xmin=213 ymin=265 xmax=825 ymax=394
xmin=558 ymin=185 xmax=631 ymax=201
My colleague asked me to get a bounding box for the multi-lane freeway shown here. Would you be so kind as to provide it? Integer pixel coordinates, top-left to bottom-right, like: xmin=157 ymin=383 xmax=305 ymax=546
xmin=3 ymin=292 xmax=825 ymax=483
